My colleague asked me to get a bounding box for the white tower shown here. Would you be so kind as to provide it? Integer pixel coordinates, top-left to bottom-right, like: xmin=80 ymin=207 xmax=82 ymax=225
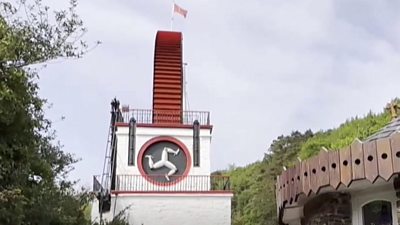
xmin=91 ymin=31 xmax=233 ymax=225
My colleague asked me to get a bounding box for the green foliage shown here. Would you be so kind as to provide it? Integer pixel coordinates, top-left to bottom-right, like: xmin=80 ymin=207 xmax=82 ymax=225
xmin=228 ymin=99 xmax=397 ymax=225
xmin=84 ymin=203 xmax=93 ymax=222
xmin=102 ymin=217 xmax=130 ymax=225
xmin=299 ymin=111 xmax=391 ymax=159
xmin=0 ymin=0 xmax=88 ymax=68
xmin=228 ymin=131 xmax=314 ymax=225
xmin=0 ymin=0 xmax=91 ymax=224
xmin=92 ymin=208 xmax=130 ymax=225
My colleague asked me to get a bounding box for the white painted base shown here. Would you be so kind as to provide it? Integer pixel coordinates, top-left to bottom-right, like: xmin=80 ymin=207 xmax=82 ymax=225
xmin=91 ymin=193 xmax=233 ymax=225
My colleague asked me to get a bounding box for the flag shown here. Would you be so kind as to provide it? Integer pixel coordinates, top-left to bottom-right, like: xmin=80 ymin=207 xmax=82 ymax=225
xmin=174 ymin=3 xmax=187 ymax=18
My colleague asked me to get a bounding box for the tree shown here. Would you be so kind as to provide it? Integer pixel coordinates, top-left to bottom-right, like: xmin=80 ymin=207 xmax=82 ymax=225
xmin=0 ymin=0 xmax=92 ymax=224
xmin=229 ymin=130 xmax=314 ymax=225
xmin=228 ymin=99 xmax=395 ymax=225
xmin=299 ymin=111 xmax=390 ymax=159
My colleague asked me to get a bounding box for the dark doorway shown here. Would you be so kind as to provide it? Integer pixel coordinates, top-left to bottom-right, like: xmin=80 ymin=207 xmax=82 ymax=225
xmin=362 ymin=200 xmax=392 ymax=225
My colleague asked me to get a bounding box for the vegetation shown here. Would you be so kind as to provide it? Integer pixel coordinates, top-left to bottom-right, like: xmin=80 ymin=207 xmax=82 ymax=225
xmin=0 ymin=0 xmax=91 ymax=224
xmin=299 ymin=111 xmax=391 ymax=159
xmin=228 ymin=101 xmax=396 ymax=225
xmin=93 ymin=209 xmax=130 ymax=225
xmin=228 ymin=131 xmax=313 ymax=225
xmin=1 ymin=1 xmax=398 ymax=225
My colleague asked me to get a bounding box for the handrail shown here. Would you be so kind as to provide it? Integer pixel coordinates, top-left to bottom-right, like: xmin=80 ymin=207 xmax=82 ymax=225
xmin=121 ymin=108 xmax=210 ymax=126
xmin=111 ymin=174 xmax=230 ymax=192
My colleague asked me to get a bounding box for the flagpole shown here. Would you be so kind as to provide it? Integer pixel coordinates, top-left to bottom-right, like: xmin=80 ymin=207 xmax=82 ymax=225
xmin=170 ymin=1 xmax=175 ymax=31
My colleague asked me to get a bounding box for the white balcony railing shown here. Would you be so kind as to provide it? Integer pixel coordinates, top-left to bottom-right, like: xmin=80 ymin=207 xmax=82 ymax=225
xmin=110 ymin=175 xmax=230 ymax=192
xmin=120 ymin=108 xmax=210 ymax=125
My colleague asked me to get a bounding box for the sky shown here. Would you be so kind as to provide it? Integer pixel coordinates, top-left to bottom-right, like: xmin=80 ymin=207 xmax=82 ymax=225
xmin=37 ymin=0 xmax=400 ymax=188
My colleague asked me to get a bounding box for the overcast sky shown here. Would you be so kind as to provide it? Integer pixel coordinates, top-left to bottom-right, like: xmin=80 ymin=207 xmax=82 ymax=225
xmin=38 ymin=0 xmax=400 ymax=188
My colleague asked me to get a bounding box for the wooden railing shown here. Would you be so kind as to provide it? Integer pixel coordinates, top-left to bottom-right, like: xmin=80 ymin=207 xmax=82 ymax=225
xmin=276 ymin=132 xmax=400 ymax=210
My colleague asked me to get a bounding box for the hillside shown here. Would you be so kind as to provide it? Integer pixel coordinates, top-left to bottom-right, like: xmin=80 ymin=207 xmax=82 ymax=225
xmin=224 ymin=100 xmax=396 ymax=225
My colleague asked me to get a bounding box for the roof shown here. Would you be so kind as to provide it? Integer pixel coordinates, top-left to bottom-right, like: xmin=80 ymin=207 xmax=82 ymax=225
xmin=276 ymin=117 xmax=400 ymax=224
xmin=365 ymin=117 xmax=400 ymax=142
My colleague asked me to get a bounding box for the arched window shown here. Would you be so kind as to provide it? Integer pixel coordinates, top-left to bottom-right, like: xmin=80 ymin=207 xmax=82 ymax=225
xmin=362 ymin=200 xmax=392 ymax=225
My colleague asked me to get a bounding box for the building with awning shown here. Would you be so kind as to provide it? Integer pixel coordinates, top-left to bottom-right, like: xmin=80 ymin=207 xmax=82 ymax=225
xmin=276 ymin=116 xmax=400 ymax=225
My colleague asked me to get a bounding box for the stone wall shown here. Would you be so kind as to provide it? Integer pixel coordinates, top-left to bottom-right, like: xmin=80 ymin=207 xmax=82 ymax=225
xmin=302 ymin=192 xmax=352 ymax=225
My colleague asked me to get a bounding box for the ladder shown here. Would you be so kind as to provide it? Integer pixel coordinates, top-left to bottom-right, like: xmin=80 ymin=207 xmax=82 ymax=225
xmin=97 ymin=98 xmax=123 ymax=221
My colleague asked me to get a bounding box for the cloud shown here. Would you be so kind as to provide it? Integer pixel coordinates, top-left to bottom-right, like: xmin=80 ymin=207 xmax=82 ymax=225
xmin=38 ymin=0 xmax=400 ymax=185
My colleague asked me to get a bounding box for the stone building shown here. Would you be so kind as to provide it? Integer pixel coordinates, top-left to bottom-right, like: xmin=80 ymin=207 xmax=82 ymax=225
xmin=276 ymin=117 xmax=400 ymax=225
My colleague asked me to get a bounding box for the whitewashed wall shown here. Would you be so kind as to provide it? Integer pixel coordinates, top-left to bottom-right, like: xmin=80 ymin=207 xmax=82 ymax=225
xmin=115 ymin=126 xmax=212 ymax=186
xmin=91 ymin=193 xmax=233 ymax=225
